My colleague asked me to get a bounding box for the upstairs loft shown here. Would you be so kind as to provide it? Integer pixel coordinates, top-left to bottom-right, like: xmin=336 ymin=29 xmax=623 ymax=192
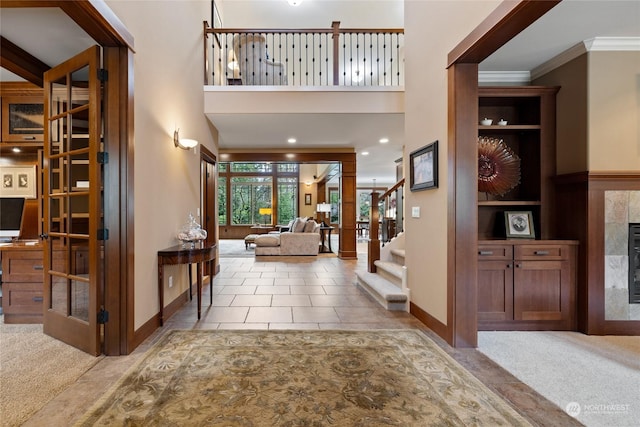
xmin=203 ymin=22 xmax=405 ymax=150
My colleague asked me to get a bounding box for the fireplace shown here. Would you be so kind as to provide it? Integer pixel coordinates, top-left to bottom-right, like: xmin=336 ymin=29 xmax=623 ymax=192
xmin=630 ymin=224 xmax=640 ymax=304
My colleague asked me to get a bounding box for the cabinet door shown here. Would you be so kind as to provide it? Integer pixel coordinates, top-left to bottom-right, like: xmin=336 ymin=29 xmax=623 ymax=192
xmin=513 ymin=260 xmax=569 ymax=321
xmin=1 ymin=96 xmax=44 ymax=142
xmin=478 ymin=260 xmax=514 ymax=322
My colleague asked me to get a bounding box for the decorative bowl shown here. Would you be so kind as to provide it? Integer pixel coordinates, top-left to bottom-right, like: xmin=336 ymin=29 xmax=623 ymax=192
xmin=497 ymin=119 xmax=508 ymax=126
xmin=480 ymin=118 xmax=493 ymax=126
xmin=177 ymin=213 xmax=207 ymax=248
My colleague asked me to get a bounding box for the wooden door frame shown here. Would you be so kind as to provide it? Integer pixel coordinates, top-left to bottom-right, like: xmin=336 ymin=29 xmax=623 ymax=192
xmin=444 ymin=1 xmax=561 ymax=348
xmin=200 ymin=145 xmax=218 ymax=275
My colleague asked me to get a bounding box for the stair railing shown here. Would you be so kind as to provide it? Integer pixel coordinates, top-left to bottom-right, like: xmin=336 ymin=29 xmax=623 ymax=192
xmin=204 ymin=21 xmax=404 ymax=87
xmin=368 ymin=178 xmax=404 ymax=272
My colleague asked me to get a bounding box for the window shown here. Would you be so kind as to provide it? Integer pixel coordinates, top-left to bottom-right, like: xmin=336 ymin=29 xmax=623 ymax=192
xmin=329 ymin=188 xmax=340 ymax=223
xmin=218 ymin=177 xmax=227 ymax=225
xmin=231 ymin=176 xmax=272 ymax=225
xmin=219 ymin=162 xmax=299 ymax=226
xmin=278 ymin=177 xmax=298 ymax=224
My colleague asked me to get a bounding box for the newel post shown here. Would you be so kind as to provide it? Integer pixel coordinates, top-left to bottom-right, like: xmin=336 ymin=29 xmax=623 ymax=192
xmin=331 ymin=21 xmax=340 ymax=86
xmin=368 ymin=190 xmax=380 ymax=272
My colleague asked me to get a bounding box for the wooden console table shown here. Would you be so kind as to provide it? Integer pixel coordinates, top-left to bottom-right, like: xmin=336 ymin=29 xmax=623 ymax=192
xmin=157 ymin=242 xmax=216 ymax=325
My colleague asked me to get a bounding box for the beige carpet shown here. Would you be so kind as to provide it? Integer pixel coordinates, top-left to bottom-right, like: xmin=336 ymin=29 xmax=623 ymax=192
xmin=478 ymin=331 xmax=640 ymax=427
xmin=76 ymin=329 xmax=531 ymax=426
xmin=0 ymin=318 xmax=102 ymax=427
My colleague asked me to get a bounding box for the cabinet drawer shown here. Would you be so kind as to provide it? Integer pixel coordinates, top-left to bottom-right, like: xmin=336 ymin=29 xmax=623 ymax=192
xmin=2 ymin=251 xmax=45 ymax=282
xmin=514 ymin=245 xmax=569 ymax=261
xmin=2 ymin=282 xmax=43 ymax=315
xmin=478 ymin=244 xmax=513 ymax=260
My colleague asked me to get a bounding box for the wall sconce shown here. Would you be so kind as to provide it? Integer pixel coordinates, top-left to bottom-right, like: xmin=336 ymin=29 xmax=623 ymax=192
xmin=173 ymin=129 xmax=198 ymax=150
xmin=317 ymin=203 xmax=331 ymax=227
xmin=258 ymin=207 xmax=272 ymax=225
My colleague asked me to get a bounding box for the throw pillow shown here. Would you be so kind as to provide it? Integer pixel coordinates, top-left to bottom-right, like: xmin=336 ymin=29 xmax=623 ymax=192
xmin=303 ymin=220 xmax=317 ymax=233
xmin=291 ymin=217 xmax=307 ymax=233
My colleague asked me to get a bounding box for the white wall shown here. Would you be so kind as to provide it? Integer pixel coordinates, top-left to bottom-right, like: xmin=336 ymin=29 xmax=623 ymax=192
xmin=107 ymin=0 xmax=219 ymax=329
xmin=222 ymin=0 xmax=403 ymax=28
xmin=403 ymin=0 xmax=501 ymax=324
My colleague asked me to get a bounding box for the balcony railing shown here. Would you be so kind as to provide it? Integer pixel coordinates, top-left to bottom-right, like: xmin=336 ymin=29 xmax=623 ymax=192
xmin=204 ymin=21 xmax=404 ymax=87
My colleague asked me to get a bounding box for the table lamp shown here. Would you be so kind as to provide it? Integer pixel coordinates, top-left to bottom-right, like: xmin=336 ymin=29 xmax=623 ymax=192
xmin=259 ymin=207 xmax=272 ymax=225
xmin=316 ymin=203 xmax=331 ymax=227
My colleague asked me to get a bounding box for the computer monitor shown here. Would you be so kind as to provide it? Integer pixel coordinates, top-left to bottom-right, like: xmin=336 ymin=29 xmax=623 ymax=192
xmin=0 ymin=197 xmax=26 ymax=242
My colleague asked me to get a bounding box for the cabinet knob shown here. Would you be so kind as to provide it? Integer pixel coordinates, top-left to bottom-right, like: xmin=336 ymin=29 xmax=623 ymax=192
xmin=515 ymin=263 xmax=522 ymax=268
xmin=32 ymin=296 xmax=44 ymax=302
xmin=33 ymin=265 xmax=44 ymax=270
xmin=22 ymin=136 xmax=37 ymax=140
xmin=506 ymin=263 xmax=512 ymax=269
xmin=534 ymin=250 xmax=550 ymax=255
xmin=478 ymin=250 xmax=493 ymax=256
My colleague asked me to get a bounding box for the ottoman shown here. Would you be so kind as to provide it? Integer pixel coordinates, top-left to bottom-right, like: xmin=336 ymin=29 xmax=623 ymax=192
xmin=244 ymin=234 xmax=259 ymax=249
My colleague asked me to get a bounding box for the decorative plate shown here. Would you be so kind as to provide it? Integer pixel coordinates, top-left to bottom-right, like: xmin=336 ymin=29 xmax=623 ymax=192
xmin=477 ymin=136 xmax=521 ymax=196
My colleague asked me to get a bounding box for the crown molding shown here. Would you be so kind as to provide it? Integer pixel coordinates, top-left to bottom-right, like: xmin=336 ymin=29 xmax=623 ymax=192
xmin=478 ymin=71 xmax=530 ymax=84
xmin=532 ymin=37 xmax=640 ymax=81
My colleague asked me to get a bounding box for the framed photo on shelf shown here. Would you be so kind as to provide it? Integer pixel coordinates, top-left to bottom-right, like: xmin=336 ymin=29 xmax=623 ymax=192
xmin=304 ymin=193 xmax=312 ymax=205
xmin=0 ymin=165 xmax=36 ymax=199
xmin=409 ymin=140 xmax=438 ymax=191
xmin=504 ymin=211 xmax=535 ymax=239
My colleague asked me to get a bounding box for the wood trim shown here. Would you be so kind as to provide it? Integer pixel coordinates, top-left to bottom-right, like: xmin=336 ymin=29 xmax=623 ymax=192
xmin=447 ymin=63 xmax=478 ymax=348
xmin=131 ymin=313 xmax=160 ymax=350
xmin=0 ymin=36 xmax=50 ymax=87
xmin=447 ymin=0 xmax=561 ymax=66
xmin=555 ymin=172 xmax=640 ymax=336
xmin=410 ymin=302 xmax=450 ymax=342
xmin=59 ymin=0 xmax=134 ymax=50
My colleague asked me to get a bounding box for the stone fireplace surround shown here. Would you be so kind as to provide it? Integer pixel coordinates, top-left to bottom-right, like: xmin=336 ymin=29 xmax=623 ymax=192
xmin=605 ymin=191 xmax=640 ymax=320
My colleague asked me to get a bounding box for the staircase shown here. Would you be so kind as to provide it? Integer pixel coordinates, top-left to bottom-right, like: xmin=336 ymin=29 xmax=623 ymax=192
xmin=356 ymin=233 xmax=408 ymax=311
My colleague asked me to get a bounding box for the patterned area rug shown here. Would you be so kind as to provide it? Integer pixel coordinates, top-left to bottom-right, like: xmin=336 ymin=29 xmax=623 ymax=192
xmin=75 ymin=330 xmax=531 ymax=426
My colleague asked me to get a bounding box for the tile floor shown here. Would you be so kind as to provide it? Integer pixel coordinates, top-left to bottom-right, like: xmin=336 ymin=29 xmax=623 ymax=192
xmin=23 ymin=251 xmax=579 ymax=426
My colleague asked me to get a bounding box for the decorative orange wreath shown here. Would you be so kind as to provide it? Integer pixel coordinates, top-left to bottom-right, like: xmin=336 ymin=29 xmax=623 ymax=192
xmin=477 ymin=136 xmax=521 ymax=196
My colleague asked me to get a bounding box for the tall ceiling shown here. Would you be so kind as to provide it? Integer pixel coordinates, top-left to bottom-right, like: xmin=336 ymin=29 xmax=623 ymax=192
xmin=1 ymin=1 xmax=637 ymax=185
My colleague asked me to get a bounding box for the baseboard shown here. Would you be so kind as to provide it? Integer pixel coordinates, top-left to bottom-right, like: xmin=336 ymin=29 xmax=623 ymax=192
xmin=410 ymin=301 xmax=453 ymax=346
xmin=131 ymin=290 xmax=190 ymax=352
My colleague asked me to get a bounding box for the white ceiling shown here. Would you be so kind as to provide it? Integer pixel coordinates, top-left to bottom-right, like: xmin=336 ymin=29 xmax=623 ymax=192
xmin=1 ymin=1 xmax=637 ymax=185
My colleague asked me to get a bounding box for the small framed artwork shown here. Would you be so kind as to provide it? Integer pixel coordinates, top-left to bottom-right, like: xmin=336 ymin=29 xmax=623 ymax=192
xmin=0 ymin=165 xmax=36 ymax=198
xmin=504 ymin=211 xmax=535 ymax=239
xmin=304 ymin=193 xmax=312 ymax=205
xmin=410 ymin=140 xmax=438 ymax=191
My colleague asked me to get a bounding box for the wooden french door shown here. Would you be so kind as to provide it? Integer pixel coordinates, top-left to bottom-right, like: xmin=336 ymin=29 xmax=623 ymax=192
xmin=42 ymin=46 xmax=103 ymax=355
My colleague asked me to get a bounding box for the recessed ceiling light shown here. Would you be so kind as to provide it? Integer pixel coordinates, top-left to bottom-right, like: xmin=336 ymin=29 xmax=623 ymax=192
xmin=361 ymin=151 xmax=369 ymax=156
xmin=287 ymin=138 xmax=296 ymax=144
xmin=379 ymin=138 xmax=389 ymax=144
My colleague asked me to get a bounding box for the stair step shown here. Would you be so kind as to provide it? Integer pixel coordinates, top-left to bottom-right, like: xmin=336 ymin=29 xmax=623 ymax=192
xmin=391 ymin=248 xmax=405 ymax=259
xmin=356 ymin=271 xmax=407 ymax=311
xmin=374 ymin=260 xmax=403 ymax=280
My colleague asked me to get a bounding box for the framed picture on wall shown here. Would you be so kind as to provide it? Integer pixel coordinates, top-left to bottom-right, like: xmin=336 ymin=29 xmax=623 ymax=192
xmin=0 ymin=165 xmax=36 ymax=198
xmin=304 ymin=193 xmax=312 ymax=205
xmin=504 ymin=211 xmax=535 ymax=239
xmin=410 ymin=140 xmax=438 ymax=191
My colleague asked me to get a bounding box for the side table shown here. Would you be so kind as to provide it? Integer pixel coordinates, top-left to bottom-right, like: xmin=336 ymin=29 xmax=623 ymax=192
xmin=157 ymin=242 xmax=216 ymax=325
xmin=319 ymin=226 xmax=334 ymax=253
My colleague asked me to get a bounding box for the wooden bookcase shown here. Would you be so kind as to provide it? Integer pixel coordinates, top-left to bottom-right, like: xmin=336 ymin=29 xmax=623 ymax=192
xmin=477 ymin=86 xmax=578 ymax=331
xmin=477 ymin=86 xmax=559 ymax=240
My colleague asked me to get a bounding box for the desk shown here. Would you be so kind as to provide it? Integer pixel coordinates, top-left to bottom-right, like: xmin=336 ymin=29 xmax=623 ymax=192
xmin=157 ymin=243 xmax=216 ymax=325
xmin=319 ymin=226 xmax=334 ymax=253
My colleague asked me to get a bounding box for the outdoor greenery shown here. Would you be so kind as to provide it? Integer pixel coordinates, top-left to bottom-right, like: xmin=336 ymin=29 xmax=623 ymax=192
xmin=218 ymin=162 xmax=299 ymax=226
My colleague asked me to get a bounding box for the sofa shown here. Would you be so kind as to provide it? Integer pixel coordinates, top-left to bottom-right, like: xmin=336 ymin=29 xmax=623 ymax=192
xmin=254 ymin=218 xmax=320 ymax=256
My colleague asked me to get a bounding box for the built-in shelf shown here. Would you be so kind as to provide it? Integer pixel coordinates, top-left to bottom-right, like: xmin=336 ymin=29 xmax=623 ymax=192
xmin=478 ymin=200 xmax=541 ymax=206
xmin=478 ymin=125 xmax=541 ymax=131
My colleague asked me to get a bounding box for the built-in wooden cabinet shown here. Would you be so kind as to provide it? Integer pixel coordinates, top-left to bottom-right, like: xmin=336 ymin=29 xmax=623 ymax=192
xmin=477 ymin=86 xmax=559 ymax=240
xmin=1 ymin=95 xmax=44 ymax=145
xmin=477 ymin=86 xmax=579 ymax=331
xmin=478 ymin=240 xmax=577 ymax=331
